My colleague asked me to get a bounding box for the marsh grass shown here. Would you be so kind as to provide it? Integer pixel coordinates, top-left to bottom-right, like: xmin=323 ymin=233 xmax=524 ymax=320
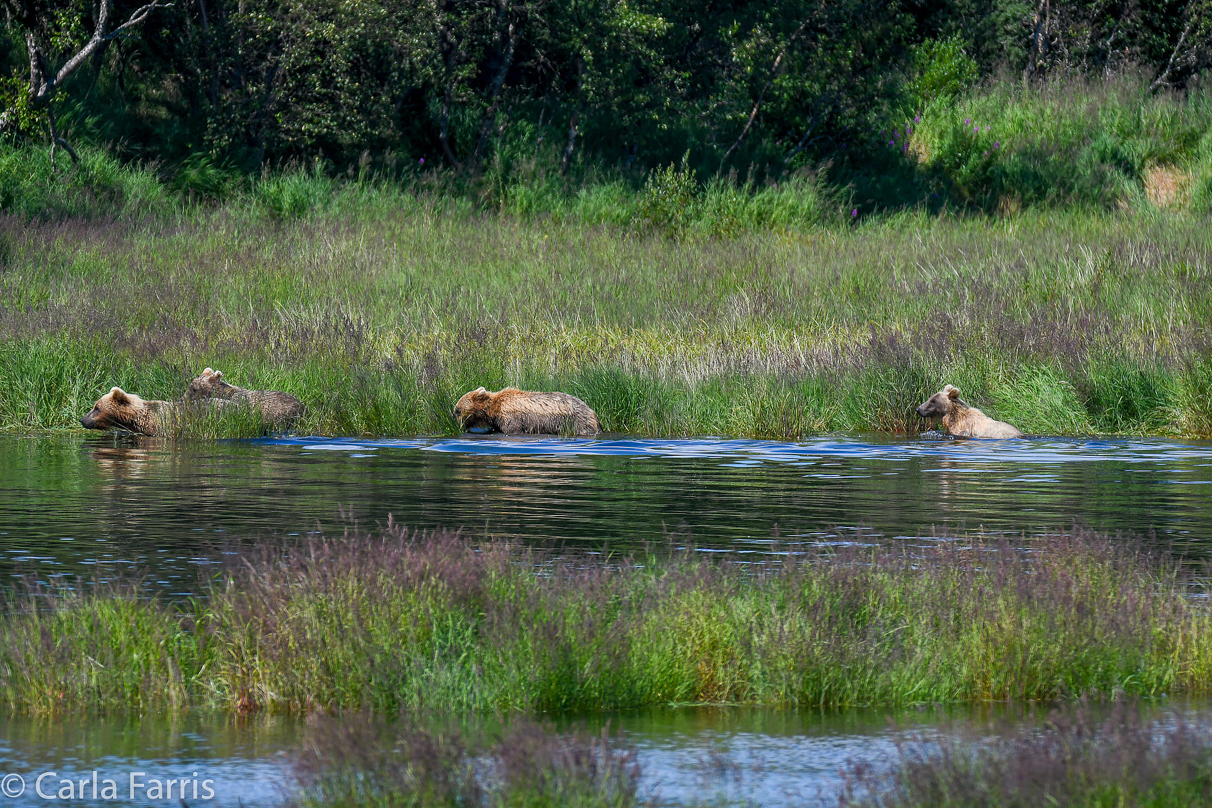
xmin=289 ymin=714 xmax=639 ymax=808
xmin=2 ymin=525 xmax=1212 ymax=716
xmin=838 ymin=701 xmax=1212 ymax=808
xmin=0 ymin=577 xmax=203 ymax=714
xmin=1 ymin=202 xmax=1210 ymax=437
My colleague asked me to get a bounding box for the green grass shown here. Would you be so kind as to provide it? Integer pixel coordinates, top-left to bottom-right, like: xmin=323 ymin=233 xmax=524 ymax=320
xmin=289 ymin=715 xmax=639 ymax=808
xmin=0 ymin=197 xmax=1210 ymax=438
xmin=2 ymin=527 xmax=1212 ymax=717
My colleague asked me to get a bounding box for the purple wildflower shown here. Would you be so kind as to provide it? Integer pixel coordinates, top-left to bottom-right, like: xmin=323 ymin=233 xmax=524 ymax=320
xmin=419 ymin=158 xmax=425 ymax=165
xmin=965 ymin=118 xmax=970 ymax=124
xmin=851 ymin=208 xmax=858 ymax=217
xmin=914 ymin=115 xmax=920 ymax=122
xmin=994 ymin=141 xmax=999 ymax=149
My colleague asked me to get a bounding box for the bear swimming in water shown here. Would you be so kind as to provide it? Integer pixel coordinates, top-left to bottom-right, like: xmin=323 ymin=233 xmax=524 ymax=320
xmin=915 ymin=384 xmax=1024 ymax=439
xmin=81 ymin=387 xmax=181 ymax=436
xmin=453 ymin=387 xmax=599 ymax=435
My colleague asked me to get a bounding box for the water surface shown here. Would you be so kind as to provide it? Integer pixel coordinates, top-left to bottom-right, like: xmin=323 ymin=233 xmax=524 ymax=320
xmin=3 ymin=433 xmax=1212 ymax=588
xmin=0 ymin=703 xmax=1161 ymax=807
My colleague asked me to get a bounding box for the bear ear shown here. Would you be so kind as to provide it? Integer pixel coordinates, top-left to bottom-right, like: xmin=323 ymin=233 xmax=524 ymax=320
xmin=213 ymin=370 xmax=223 ymax=380
xmin=475 ymin=386 xmax=487 ymax=395
xmin=946 ymin=386 xmax=960 ymax=399
xmin=109 ymin=386 xmax=128 ymax=403
xmin=202 ymin=368 xmax=215 ymax=376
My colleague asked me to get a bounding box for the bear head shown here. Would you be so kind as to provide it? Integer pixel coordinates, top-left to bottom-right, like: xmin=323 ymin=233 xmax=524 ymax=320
xmin=185 ymin=367 xmax=238 ymax=401
xmin=81 ymin=387 xmax=150 ymax=431
xmin=915 ymin=384 xmax=962 ymax=420
xmin=453 ymin=386 xmax=493 ymax=430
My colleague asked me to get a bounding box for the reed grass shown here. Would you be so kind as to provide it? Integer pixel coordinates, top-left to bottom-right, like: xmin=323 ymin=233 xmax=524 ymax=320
xmin=1 ymin=200 xmax=1210 ymax=437
xmin=1 ymin=526 xmax=1211 ymax=716
xmin=837 ymin=701 xmax=1212 ymax=808
xmin=289 ymin=715 xmax=639 ymax=808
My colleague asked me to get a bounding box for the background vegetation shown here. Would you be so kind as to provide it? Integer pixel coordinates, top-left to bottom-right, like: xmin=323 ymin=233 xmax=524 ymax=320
xmin=1 ymin=0 xmax=1211 ymax=439
xmin=1 ymin=0 xmax=1211 ymax=212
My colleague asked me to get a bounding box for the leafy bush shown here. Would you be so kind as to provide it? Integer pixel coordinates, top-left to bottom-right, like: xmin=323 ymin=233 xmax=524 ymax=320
xmin=908 ymin=35 xmax=979 ymax=108
xmin=634 ymin=156 xmax=698 ymax=236
xmin=172 ymin=154 xmax=243 ymax=203
xmin=252 ymin=164 xmax=338 ymax=219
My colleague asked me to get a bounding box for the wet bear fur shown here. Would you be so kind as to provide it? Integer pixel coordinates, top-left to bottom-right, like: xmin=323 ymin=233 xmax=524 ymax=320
xmin=80 ymin=387 xmax=178 ymax=436
xmin=454 ymin=387 xmax=600 ymax=435
xmin=185 ymin=368 xmax=305 ymax=426
xmin=916 ymin=384 xmax=1024 ymax=439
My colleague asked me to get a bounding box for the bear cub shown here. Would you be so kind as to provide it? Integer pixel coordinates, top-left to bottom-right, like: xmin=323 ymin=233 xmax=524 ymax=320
xmin=916 ymin=384 xmax=1024 ymax=439
xmin=185 ymin=368 xmax=305 ymax=427
xmin=81 ymin=387 xmax=179 ymax=436
xmin=454 ymin=387 xmax=599 ymax=436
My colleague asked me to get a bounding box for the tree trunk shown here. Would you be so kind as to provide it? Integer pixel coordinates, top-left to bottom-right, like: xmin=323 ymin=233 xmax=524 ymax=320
xmin=720 ymin=14 xmax=816 ymax=169
xmin=468 ymin=10 xmax=521 ymax=172
xmin=559 ymin=110 xmax=579 ymax=175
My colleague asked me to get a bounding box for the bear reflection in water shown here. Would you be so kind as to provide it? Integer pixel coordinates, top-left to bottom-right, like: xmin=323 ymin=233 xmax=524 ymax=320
xmin=916 ymin=384 xmax=1024 ymax=439
xmin=453 ymin=387 xmax=600 ymax=436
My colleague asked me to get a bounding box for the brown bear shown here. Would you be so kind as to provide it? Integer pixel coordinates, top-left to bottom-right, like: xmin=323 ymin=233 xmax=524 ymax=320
xmin=184 ymin=368 xmax=305 ymax=427
xmin=453 ymin=387 xmax=600 ymax=435
xmin=80 ymin=387 xmax=179 ymax=436
xmin=915 ymin=384 xmax=1024 ymax=439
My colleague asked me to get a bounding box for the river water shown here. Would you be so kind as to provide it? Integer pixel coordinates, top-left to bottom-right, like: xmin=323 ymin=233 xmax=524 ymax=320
xmin=2 ymin=432 xmax=1212 ymax=804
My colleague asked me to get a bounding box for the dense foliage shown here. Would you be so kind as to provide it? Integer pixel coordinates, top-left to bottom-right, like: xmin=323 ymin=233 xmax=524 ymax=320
xmin=0 ymin=0 xmax=1209 ymax=192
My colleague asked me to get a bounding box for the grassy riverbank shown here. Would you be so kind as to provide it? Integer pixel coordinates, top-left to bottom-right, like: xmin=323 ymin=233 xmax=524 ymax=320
xmin=1 ymin=200 xmax=1211 ymax=438
xmin=3 ymin=526 xmax=1211 ymax=716
xmin=2 ymin=77 xmax=1211 ymax=439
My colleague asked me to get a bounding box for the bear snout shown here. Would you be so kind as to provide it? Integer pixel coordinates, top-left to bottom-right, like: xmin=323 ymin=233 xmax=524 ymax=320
xmin=915 ymin=405 xmax=927 ymax=417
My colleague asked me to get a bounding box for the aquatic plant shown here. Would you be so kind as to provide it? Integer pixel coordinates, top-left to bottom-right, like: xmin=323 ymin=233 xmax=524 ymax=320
xmin=288 ymin=715 xmax=639 ymax=808
xmin=837 ymin=701 xmax=1212 ymax=808
xmin=2 ymin=525 xmax=1212 ymax=716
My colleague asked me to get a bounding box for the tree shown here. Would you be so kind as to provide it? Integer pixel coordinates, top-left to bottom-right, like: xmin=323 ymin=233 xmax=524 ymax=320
xmin=1 ymin=0 xmax=167 ymax=165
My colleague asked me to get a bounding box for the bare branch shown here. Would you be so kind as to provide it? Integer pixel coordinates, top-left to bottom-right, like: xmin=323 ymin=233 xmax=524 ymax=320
xmin=1150 ymin=18 xmax=1192 ymax=91
xmin=104 ymin=0 xmax=165 ymax=40
xmin=469 ymin=5 xmax=521 ymax=171
xmin=559 ymin=110 xmax=579 ymax=175
xmin=52 ymin=0 xmax=170 ymax=92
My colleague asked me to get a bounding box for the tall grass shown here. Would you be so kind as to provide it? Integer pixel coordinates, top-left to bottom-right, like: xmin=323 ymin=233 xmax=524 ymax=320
xmin=1 ymin=77 xmax=1211 ymax=439
xmin=289 ymin=715 xmax=639 ymax=808
xmin=0 ymin=143 xmax=170 ymax=220
xmin=1 ymin=202 xmax=1209 ymax=437
xmin=838 ymin=701 xmax=1212 ymax=808
xmin=2 ymin=525 xmax=1212 ymax=716
xmin=903 ymin=76 xmax=1212 ymax=212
